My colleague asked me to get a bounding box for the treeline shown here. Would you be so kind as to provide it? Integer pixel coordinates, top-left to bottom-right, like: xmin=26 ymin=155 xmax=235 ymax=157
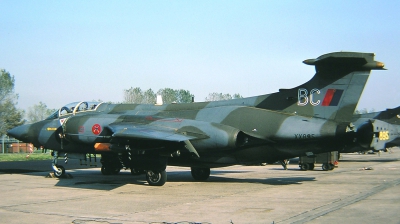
xmin=123 ymin=87 xmax=194 ymax=104
xmin=204 ymin=92 xmax=243 ymax=102
xmin=123 ymin=87 xmax=243 ymax=104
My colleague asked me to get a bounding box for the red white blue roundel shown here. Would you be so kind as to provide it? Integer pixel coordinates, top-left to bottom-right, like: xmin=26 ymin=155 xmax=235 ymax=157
xmin=92 ymin=124 xmax=101 ymax=135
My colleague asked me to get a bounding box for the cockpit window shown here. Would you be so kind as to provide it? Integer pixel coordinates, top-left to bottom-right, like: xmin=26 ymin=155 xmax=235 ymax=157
xmin=45 ymin=101 xmax=103 ymax=120
xmin=46 ymin=110 xmax=60 ymax=120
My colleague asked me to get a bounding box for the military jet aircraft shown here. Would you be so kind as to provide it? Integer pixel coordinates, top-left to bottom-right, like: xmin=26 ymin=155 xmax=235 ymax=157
xmin=342 ymin=106 xmax=400 ymax=153
xmin=7 ymin=52 xmax=385 ymax=186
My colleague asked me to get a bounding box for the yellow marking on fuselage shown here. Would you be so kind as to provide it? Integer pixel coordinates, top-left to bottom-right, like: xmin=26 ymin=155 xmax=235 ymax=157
xmin=379 ymin=131 xmax=389 ymax=140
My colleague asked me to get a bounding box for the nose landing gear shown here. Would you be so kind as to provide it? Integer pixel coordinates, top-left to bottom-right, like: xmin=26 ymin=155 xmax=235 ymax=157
xmin=51 ymin=150 xmax=67 ymax=177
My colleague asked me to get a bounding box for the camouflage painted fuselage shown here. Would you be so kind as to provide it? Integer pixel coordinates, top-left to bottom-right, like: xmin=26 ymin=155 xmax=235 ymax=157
xmin=8 ymin=51 xmax=385 ymax=170
xmin=13 ymin=100 xmax=348 ymax=167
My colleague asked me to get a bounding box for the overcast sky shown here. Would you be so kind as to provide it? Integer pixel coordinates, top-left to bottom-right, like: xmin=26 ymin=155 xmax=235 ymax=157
xmin=1 ymin=1 xmax=399 ymax=112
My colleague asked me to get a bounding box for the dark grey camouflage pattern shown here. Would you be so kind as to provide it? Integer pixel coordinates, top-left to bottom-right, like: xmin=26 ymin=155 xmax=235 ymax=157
xmin=7 ymin=52 xmax=386 ymax=186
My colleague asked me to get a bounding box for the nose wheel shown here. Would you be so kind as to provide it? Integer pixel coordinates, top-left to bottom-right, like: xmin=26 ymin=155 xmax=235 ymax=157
xmin=53 ymin=165 xmax=65 ymax=177
xmin=52 ymin=150 xmax=67 ymax=178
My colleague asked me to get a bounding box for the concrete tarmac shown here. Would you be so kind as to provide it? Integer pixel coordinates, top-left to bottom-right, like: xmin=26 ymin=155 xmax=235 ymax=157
xmin=0 ymin=149 xmax=399 ymax=224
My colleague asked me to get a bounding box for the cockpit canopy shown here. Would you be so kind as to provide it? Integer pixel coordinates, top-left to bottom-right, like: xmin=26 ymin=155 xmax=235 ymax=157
xmin=46 ymin=101 xmax=103 ymax=120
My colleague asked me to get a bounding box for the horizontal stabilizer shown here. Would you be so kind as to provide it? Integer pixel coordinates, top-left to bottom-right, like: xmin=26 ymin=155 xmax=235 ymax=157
xmin=303 ymin=52 xmax=385 ymax=70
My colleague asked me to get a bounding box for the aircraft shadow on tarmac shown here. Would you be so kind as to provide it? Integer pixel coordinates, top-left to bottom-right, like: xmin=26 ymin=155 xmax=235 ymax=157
xmin=0 ymin=168 xmax=44 ymax=174
xmin=0 ymin=161 xmax=316 ymax=190
xmin=47 ymin=169 xmax=317 ymax=190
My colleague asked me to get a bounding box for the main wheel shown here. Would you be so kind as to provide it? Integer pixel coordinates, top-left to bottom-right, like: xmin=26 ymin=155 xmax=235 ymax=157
xmin=146 ymin=170 xmax=167 ymax=186
xmin=110 ymin=167 xmax=120 ymax=175
xmin=54 ymin=165 xmax=65 ymax=177
xmin=191 ymin=167 xmax=211 ymax=181
xmin=329 ymin=163 xmax=334 ymax=170
xmin=101 ymin=165 xmax=111 ymax=175
xmin=101 ymin=165 xmax=120 ymax=175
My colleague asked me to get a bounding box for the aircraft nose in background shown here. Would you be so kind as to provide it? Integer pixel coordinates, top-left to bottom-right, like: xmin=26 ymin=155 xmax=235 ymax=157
xmin=7 ymin=124 xmax=32 ymax=142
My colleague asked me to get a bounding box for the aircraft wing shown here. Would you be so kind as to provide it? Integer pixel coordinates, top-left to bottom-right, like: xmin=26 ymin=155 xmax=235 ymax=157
xmin=108 ymin=122 xmax=207 ymax=157
xmin=63 ymin=115 xmax=255 ymax=157
xmin=108 ymin=123 xmax=205 ymax=142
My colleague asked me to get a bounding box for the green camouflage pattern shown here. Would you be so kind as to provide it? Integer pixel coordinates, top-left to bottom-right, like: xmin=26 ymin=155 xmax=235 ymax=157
xmin=7 ymin=52 xmax=385 ymax=186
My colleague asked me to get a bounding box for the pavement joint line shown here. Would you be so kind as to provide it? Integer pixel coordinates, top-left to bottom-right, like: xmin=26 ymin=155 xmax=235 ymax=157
xmin=277 ymin=178 xmax=400 ymax=224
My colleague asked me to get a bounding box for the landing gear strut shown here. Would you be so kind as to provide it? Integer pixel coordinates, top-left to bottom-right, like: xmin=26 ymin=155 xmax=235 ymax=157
xmin=101 ymin=165 xmax=121 ymax=175
xmin=52 ymin=150 xmax=66 ymax=177
xmin=100 ymin=153 xmax=121 ymax=175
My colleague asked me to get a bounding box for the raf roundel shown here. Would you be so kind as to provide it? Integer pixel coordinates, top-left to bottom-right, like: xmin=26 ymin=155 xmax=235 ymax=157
xmin=92 ymin=124 xmax=102 ymax=135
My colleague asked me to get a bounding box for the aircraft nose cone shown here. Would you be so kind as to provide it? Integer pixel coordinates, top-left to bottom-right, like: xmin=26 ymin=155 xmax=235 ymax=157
xmin=7 ymin=124 xmax=32 ymax=142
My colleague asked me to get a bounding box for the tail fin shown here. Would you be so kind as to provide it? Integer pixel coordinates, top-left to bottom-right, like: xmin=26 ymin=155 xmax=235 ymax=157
xmin=256 ymin=52 xmax=385 ymax=123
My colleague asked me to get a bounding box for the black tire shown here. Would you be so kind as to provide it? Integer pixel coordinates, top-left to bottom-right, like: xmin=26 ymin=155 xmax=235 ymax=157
xmin=299 ymin=163 xmax=307 ymax=171
xmin=101 ymin=165 xmax=111 ymax=175
xmin=111 ymin=167 xmax=120 ymax=175
xmin=302 ymin=163 xmax=310 ymax=171
xmin=329 ymin=163 xmax=334 ymax=170
xmin=191 ymin=167 xmax=211 ymax=181
xmin=322 ymin=163 xmax=330 ymax=171
xmin=146 ymin=170 xmax=167 ymax=186
xmin=54 ymin=165 xmax=65 ymax=177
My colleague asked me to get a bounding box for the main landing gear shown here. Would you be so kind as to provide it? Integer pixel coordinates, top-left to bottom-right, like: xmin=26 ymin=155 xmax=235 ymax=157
xmin=144 ymin=167 xmax=211 ymax=186
xmin=100 ymin=153 xmax=169 ymax=186
xmin=145 ymin=170 xmax=167 ymax=186
xmin=191 ymin=167 xmax=211 ymax=181
xmin=99 ymin=153 xmax=213 ymax=186
xmin=100 ymin=165 xmax=121 ymax=175
xmin=100 ymin=165 xmax=210 ymax=186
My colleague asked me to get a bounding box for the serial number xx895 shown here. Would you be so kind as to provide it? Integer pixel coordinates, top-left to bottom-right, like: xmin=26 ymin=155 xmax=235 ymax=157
xmin=294 ymin=134 xmax=315 ymax=139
